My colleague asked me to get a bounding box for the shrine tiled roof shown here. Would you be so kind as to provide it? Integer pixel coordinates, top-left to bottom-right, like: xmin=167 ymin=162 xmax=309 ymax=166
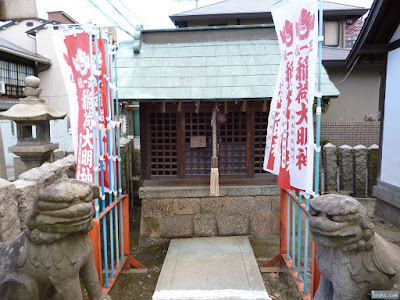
xmin=117 ymin=25 xmax=339 ymax=100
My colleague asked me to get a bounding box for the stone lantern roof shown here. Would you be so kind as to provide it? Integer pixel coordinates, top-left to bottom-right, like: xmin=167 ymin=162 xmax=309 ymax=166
xmin=0 ymin=76 xmax=66 ymax=122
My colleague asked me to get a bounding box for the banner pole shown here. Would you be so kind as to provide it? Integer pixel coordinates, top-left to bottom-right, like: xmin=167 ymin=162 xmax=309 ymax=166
xmin=314 ymin=0 xmax=323 ymax=194
xmin=104 ymin=32 xmax=116 ymax=279
xmin=94 ymin=29 xmax=109 ymax=289
xmin=88 ymin=29 xmax=100 ymax=219
xmin=112 ymin=47 xmax=124 ymax=262
xmin=309 ymin=0 xmax=323 ymax=295
xmin=108 ymin=39 xmax=120 ymax=270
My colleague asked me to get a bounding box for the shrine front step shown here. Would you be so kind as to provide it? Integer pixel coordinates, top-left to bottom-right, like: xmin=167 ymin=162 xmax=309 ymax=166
xmin=152 ymin=236 xmax=271 ymax=300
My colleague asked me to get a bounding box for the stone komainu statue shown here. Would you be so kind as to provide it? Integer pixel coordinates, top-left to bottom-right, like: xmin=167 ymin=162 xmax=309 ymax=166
xmin=309 ymin=194 xmax=400 ymax=300
xmin=0 ymin=178 xmax=110 ymax=300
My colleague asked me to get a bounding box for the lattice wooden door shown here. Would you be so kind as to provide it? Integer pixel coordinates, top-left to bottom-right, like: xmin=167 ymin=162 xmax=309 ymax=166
xmin=219 ymin=110 xmax=247 ymax=175
xmin=183 ymin=104 xmax=248 ymax=176
xmin=184 ymin=111 xmax=212 ymax=175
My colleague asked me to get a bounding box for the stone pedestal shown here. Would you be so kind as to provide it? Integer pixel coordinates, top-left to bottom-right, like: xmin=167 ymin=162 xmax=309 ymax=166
xmin=139 ymin=185 xmax=280 ymax=247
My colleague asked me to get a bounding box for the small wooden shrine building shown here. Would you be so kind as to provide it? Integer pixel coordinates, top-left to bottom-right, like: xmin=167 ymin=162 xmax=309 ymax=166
xmin=118 ymin=25 xmax=338 ymax=186
xmin=117 ymin=25 xmax=339 ymax=245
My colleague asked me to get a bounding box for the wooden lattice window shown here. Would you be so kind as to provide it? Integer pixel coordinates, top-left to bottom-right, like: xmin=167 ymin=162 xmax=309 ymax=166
xmin=149 ymin=112 xmax=178 ymax=176
xmin=254 ymin=111 xmax=268 ymax=173
xmin=141 ymin=102 xmax=275 ymax=182
xmin=184 ymin=112 xmax=212 ymax=175
xmin=219 ymin=111 xmax=247 ymax=174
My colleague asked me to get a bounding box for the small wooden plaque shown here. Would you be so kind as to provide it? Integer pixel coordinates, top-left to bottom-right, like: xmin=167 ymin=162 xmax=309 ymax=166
xmin=190 ymin=136 xmax=206 ymax=148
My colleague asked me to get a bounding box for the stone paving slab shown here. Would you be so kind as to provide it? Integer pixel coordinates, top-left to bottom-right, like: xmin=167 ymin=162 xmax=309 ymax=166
xmin=153 ymin=236 xmax=271 ymax=300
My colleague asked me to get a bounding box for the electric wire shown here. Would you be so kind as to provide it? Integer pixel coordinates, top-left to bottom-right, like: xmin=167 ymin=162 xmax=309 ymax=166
xmin=113 ymin=0 xmax=151 ymax=28
xmin=105 ymin=0 xmax=138 ymax=30
xmin=87 ymin=0 xmax=135 ymax=37
xmin=336 ymin=56 xmax=360 ymax=84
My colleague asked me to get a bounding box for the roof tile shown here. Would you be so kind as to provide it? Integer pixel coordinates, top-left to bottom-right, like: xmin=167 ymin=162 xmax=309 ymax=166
xmin=116 ymin=38 xmax=339 ymax=100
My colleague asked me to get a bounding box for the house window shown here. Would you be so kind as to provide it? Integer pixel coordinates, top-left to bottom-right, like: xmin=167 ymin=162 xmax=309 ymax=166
xmin=324 ymin=21 xmax=340 ymax=47
xmin=0 ymin=60 xmax=34 ymax=98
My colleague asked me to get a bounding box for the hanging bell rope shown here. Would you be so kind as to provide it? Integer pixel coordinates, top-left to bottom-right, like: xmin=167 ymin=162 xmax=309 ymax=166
xmin=195 ymin=101 xmax=200 ymax=114
xmin=177 ymin=102 xmax=182 ymax=112
xmin=161 ymin=102 xmax=166 ymax=113
xmin=210 ymin=105 xmax=219 ymax=197
xmin=224 ymin=101 xmax=228 ymax=114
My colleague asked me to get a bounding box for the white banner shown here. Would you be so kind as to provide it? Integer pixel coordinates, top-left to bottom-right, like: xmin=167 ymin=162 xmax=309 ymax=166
xmin=264 ymin=0 xmax=318 ymax=193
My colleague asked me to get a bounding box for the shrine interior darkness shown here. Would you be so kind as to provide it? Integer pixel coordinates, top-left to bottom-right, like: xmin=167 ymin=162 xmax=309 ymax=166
xmin=140 ymin=101 xmax=277 ymax=186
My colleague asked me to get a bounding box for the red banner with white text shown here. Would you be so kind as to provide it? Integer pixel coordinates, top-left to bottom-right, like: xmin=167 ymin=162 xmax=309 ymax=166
xmin=264 ymin=0 xmax=317 ymax=193
xmin=62 ymin=31 xmax=110 ymax=188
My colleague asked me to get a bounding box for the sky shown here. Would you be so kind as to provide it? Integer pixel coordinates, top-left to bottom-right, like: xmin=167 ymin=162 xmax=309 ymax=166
xmin=35 ymin=0 xmax=374 ymax=40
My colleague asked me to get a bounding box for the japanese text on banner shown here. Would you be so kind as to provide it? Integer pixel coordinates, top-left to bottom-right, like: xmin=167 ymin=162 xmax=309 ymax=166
xmin=62 ymin=32 xmax=110 ymax=187
xmin=264 ymin=0 xmax=318 ymax=193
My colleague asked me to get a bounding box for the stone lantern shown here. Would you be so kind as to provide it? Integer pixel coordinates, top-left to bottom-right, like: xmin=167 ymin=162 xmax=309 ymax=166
xmin=0 ymin=76 xmax=67 ymax=170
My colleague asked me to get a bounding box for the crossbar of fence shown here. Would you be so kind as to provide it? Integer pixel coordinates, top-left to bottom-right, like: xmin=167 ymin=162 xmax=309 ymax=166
xmin=286 ymin=189 xmax=313 ymax=295
xmin=261 ymin=189 xmax=320 ymax=299
xmin=87 ymin=27 xmax=147 ymax=293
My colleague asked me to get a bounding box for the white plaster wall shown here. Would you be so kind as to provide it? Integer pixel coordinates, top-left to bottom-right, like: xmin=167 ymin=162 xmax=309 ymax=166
xmin=380 ymin=47 xmax=400 ymax=187
xmin=36 ymin=26 xmax=70 ymax=114
xmin=390 ymin=24 xmax=400 ymax=43
xmin=50 ymin=118 xmax=73 ymax=152
xmin=0 ymin=120 xmax=17 ymax=166
xmin=0 ymin=20 xmax=43 ymax=53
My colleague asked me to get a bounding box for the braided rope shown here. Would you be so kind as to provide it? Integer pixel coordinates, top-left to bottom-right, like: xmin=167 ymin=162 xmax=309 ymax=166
xmin=211 ymin=106 xmax=218 ymax=157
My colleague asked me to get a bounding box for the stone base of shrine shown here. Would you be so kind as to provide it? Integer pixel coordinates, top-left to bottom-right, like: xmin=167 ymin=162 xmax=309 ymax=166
xmin=138 ymin=185 xmax=280 ymax=247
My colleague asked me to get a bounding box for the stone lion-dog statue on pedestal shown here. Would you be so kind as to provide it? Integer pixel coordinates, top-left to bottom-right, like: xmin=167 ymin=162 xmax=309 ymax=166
xmin=309 ymin=194 xmax=400 ymax=300
xmin=0 ymin=178 xmax=111 ymax=300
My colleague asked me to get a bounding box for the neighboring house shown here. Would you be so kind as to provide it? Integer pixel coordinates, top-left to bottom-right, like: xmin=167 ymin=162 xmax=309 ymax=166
xmin=0 ymin=12 xmax=78 ymax=167
xmin=347 ymin=0 xmax=400 ymax=226
xmin=0 ymin=35 xmax=52 ymax=166
xmin=345 ymin=18 xmax=364 ymax=48
xmin=169 ymin=0 xmax=381 ymax=147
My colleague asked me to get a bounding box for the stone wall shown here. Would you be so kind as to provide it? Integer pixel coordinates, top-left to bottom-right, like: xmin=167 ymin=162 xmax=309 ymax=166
xmin=139 ymin=185 xmax=281 ymax=247
xmin=120 ymin=137 xmax=140 ymax=206
xmin=0 ymin=155 xmax=76 ymax=247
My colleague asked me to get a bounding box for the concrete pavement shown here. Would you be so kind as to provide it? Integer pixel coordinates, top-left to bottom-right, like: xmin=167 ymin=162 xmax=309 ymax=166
xmin=153 ymin=236 xmax=271 ymax=300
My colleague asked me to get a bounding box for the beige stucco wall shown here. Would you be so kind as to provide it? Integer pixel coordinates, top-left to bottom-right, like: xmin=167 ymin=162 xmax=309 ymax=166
xmin=187 ymin=18 xmax=273 ymax=27
xmin=239 ymin=18 xmax=272 ymax=25
xmin=185 ymin=19 xmax=343 ymax=47
xmin=0 ymin=19 xmax=43 ymax=53
xmin=187 ymin=19 xmax=236 ymax=27
xmin=323 ymin=66 xmax=381 ymax=122
xmin=35 ymin=27 xmax=70 ymax=115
